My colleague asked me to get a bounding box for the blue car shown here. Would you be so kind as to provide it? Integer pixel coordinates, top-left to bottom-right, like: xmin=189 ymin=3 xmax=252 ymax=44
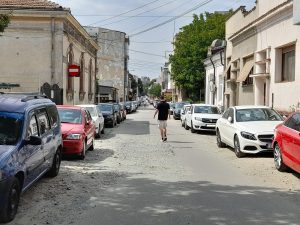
xmin=0 ymin=94 xmax=62 ymax=223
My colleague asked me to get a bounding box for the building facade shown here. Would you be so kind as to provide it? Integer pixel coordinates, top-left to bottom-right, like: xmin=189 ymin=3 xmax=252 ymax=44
xmin=203 ymin=40 xmax=225 ymax=108
xmin=225 ymin=0 xmax=300 ymax=113
xmin=0 ymin=0 xmax=99 ymax=105
xmin=85 ymin=27 xmax=130 ymax=103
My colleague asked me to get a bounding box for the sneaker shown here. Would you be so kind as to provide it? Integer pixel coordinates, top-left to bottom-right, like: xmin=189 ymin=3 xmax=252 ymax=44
xmin=163 ymin=136 xmax=167 ymax=142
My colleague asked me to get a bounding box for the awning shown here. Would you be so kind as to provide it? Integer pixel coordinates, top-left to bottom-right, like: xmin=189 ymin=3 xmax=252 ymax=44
xmin=223 ymin=63 xmax=231 ymax=77
xmin=236 ymin=60 xmax=254 ymax=82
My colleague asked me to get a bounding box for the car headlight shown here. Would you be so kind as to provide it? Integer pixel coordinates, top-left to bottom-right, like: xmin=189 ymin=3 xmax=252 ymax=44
xmin=240 ymin=131 xmax=257 ymax=140
xmin=194 ymin=117 xmax=202 ymax=121
xmin=66 ymin=134 xmax=82 ymax=140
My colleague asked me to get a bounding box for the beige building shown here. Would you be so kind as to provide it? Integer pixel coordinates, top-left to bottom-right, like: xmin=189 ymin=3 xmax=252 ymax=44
xmin=226 ymin=0 xmax=300 ymax=113
xmin=85 ymin=27 xmax=129 ymax=103
xmin=0 ymin=0 xmax=99 ymax=105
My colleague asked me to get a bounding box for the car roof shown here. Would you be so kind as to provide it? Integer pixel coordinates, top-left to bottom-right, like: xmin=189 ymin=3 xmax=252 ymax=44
xmin=0 ymin=94 xmax=53 ymax=113
xmin=233 ymin=105 xmax=271 ymax=110
xmin=192 ymin=104 xmax=217 ymax=107
xmin=76 ymin=104 xmax=96 ymax=108
xmin=57 ymin=105 xmax=82 ymax=110
xmin=98 ymin=103 xmax=113 ymax=105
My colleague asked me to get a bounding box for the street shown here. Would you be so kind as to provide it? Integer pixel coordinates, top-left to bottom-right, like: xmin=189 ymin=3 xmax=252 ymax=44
xmin=9 ymin=106 xmax=300 ymax=225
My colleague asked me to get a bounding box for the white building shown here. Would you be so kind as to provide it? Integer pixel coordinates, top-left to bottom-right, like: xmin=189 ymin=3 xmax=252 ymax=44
xmin=0 ymin=0 xmax=99 ymax=105
xmin=226 ymin=0 xmax=300 ymax=113
xmin=203 ymin=40 xmax=225 ymax=108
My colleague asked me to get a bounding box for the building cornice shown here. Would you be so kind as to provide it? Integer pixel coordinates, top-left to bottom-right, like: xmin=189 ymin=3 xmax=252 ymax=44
xmin=228 ymin=0 xmax=292 ymax=41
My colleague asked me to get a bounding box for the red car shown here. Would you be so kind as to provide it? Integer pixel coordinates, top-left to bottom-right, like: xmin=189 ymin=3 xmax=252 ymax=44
xmin=57 ymin=105 xmax=95 ymax=159
xmin=273 ymin=112 xmax=300 ymax=173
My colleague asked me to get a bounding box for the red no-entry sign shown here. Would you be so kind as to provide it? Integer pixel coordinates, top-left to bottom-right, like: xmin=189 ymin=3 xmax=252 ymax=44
xmin=68 ymin=64 xmax=80 ymax=77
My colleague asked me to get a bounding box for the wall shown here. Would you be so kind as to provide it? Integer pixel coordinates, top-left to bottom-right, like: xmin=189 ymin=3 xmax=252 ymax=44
xmin=257 ymin=4 xmax=300 ymax=112
xmin=86 ymin=27 xmax=127 ymax=102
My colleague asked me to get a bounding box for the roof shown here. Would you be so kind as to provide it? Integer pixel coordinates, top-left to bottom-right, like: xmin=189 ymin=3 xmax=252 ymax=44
xmin=0 ymin=94 xmax=53 ymax=113
xmin=56 ymin=105 xmax=82 ymax=110
xmin=0 ymin=0 xmax=66 ymax=10
xmin=234 ymin=105 xmax=270 ymax=110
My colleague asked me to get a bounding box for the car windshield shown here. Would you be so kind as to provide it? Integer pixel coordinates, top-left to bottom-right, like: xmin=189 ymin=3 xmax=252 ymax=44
xmin=58 ymin=109 xmax=82 ymax=124
xmin=236 ymin=108 xmax=283 ymax=122
xmin=0 ymin=112 xmax=23 ymax=145
xmin=194 ymin=106 xmax=219 ymax=114
xmin=85 ymin=107 xmax=97 ymax=117
xmin=175 ymin=102 xmax=186 ymax=109
xmin=170 ymin=103 xmax=175 ymax=108
xmin=99 ymin=104 xmax=113 ymax=113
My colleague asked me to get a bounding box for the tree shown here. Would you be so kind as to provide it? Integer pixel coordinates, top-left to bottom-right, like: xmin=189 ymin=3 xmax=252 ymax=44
xmin=0 ymin=13 xmax=10 ymax=33
xmin=170 ymin=11 xmax=232 ymax=101
xmin=137 ymin=78 xmax=144 ymax=96
xmin=148 ymin=83 xmax=161 ymax=98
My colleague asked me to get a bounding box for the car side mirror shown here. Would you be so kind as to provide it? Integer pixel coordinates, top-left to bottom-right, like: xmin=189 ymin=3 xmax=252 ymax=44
xmin=228 ymin=117 xmax=233 ymax=123
xmin=26 ymin=136 xmax=42 ymax=145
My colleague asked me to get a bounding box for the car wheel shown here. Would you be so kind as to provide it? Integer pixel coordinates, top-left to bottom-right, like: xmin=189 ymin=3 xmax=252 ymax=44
xmin=79 ymin=141 xmax=86 ymax=160
xmin=117 ymin=118 xmax=120 ymax=124
xmin=184 ymin=121 xmax=189 ymax=130
xmin=47 ymin=148 xmax=61 ymax=177
xmin=0 ymin=178 xmax=20 ymax=223
xmin=96 ymin=127 xmax=101 ymax=138
xmin=274 ymin=143 xmax=288 ymax=172
xmin=190 ymin=122 xmax=196 ymax=133
xmin=89 ymin=137 xmax=95 ymax=151
xmin=216 ymin=130 xmax=226 ymax=148
xmin=234 ymin=136 xmax=245 ymax=158
xmin=101 ymin=127 xmax=105 ymax=134
xmin=181 ymin=120 xmax=184 ymax=127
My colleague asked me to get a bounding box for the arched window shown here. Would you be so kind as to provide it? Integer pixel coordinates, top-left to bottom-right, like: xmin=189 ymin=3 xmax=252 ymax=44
xmin=88 ymin=59 xmax=93 ymax=94
xmin=79 ymin=53 xmax=85 ymax=92
xmin=67 ymin=45 xmax=74 ymax=91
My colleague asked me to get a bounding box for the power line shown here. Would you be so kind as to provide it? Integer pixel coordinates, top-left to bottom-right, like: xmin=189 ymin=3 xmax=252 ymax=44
xmin=75 ymin=15 xmax=194 ymax=18
xmin=87 ymin=0 xmax=161 ymax=26
xmin=130 ymin=0 xmax=213 ymax=37
xmin=100 ymin=0 xmax=179 ymax=27
xmin=129 ymin=49 xmax=165 ymax=57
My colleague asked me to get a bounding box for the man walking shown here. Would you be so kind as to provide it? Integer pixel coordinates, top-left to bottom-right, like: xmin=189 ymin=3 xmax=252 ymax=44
xmin=153 ymin=96 xmax=170 ymax=142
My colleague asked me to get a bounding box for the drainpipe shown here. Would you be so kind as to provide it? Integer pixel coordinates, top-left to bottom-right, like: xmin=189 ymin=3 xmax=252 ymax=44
xmin=209 ymin=56 xmax=216 ymax=105
xmin=51 ymin=18 xmax=55 ymax=83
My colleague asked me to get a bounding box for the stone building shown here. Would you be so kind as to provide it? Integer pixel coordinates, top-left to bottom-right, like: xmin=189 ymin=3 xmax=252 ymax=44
xmin=0 ymin=0 xmax=99 ymax=104
xmin=85 ymin=27 xmax=130 ymax=103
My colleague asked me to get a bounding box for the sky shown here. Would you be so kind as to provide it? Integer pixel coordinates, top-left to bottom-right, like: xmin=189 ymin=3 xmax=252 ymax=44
xmin=52 ymin=0 xmax=255 ymax=79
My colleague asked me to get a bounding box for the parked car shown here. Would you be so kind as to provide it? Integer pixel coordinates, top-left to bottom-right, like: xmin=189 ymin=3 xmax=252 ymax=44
xmin=113 ymin=103 xmax=122 ymax=123
xmin=173 ymin=102 xmax=189 ymax=120
xmin=181 ymin=104 xmax=191 ymax=127
xmin=76 ymin=104 xmax=105 ymax=138
xmin=57 ymin=105 xmax=95 ymax=159
xmin=125 ymin=101 xmax=133 ymax=114
xmin=97 ymin=103 xmax=117 ymax=127
xmin=169 ymin=102 xmax=175 ymax=115
xmin=119 ymin=102 xmax=127 ymax=120
xmin=216 ymin=106 xmax=283 ymax=158
xmin=0 ymin=94 xmax=62 ymax=223
xmin=273 ymin=112 xmax=300 ymax=173
xmin=185 ymin=104 xmax=221 ymax=133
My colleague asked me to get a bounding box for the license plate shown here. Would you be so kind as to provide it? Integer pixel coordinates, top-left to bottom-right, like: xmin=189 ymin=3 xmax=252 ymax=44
xmin=206 ymin=124 xmax=215 ymax=128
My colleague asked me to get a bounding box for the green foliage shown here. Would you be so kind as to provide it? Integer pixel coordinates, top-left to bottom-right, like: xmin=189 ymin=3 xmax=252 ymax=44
xmin=137 ymin=78 xmax=144 ymax=96
xmin=148 ymin=83 xmax=161 ymax=97
xmin=0 ymin=13 xmax=11 ymax=33
xmin=170 ymin=11 xmax=232 ymax=101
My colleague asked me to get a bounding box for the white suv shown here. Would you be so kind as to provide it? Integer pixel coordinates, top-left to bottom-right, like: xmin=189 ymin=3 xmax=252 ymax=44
xmin=185 ymin=104 xmax=221 ymax=133
xmin=76 ymin=104 xmax=105 ymax=138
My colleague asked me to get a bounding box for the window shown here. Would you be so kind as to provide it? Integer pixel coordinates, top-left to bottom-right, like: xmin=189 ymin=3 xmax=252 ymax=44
xmin=242 ymin=67 xmax=254 ymax=86
xmin=80 ymin=53 xmax=85 ymax=92
xmin=281 ymin=45 xmax=295 ymax=82
xmin=88 ymin=59 xmax=92 ymax=93
xmin=28 ymin=115 xmax=39 ymax=137
xmin=47 ymin=105 xmax=58 ymax=127
xmin=67 ymin=46 xmax=74 ymax=91
xmin=37 ymin=109 xmax=50 ymax=135
xmin=236 ymin=108 xmax=282 ymax=122
xmin=285 ymin=113 xmax=300 ymax=131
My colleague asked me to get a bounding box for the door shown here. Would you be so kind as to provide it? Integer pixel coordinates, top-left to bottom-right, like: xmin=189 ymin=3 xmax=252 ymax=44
xmin=23 ymin=112 xmax=45 ymax=187
xmin=186 ymin=106 xmax=193 ymax=127
xmin=222 ymin=108 xmax=236 ymax=146
xmin=283 ymin=114 xmax=300 ymax=171
xmin=36 ymin=108 xmax=53 ymax=170
xmin=97 ymin=107 xmax=104 ymax=131
xmin=84 ymin=110 xmax=94 ymax=147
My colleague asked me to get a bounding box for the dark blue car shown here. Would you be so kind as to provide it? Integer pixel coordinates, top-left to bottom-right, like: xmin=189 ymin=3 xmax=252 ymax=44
xmin=0 ymin=94 xmax=62 ymax=223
